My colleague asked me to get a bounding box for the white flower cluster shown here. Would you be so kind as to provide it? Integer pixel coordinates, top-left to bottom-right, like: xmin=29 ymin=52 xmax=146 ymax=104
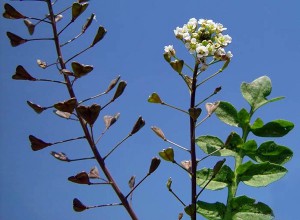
xmin=172 ymin=18 xmax=232 ymax=60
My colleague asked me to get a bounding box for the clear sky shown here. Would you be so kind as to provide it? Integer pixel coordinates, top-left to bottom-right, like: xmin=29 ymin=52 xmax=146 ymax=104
xmin=0 ymin=0 xmax=299 ymax=219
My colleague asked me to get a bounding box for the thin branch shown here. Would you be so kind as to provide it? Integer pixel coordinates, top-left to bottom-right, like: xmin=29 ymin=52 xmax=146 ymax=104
xmin=161 ymin=102 xmax=189 ymax=115
xmin=166 ymin=139 xmax=190 ymax=152
xmin=125 ymin=174 xmax=149 ymax=199
xmin=168 ymin=188 xmax=186 ymax=206
xmin=52 ymin=136 xmax=86 ymax=145
xmin=78 ymin=91 xmax=107 ymax=105
xmin=103 ymin=134 xmax=131 ymax=160
xmin=65 ymin=46 xmax=92 ymax=64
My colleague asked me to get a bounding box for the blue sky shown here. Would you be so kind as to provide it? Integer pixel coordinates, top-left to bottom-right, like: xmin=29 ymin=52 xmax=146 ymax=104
xmin=0 ymin=0 xmax=299 ymax=219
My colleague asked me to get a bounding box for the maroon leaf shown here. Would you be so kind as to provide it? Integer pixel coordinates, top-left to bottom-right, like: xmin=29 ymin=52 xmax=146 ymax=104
xmin=29 ymin=135 xmax=52 ymax=151
xmin=27 ymin=101 xmax=45 ymax=114
xmin=130 ymin=116 xmax=145 ymax=135
xmin=6 ymin=32 xmax=27 ymax=47
xmin=77 ymin=104 xmax=101 ymax=125
xmin=53 ymin=98 xmax=77 ymax=113
xmin=68 ymin=171 xmax=91 ymax=185
xmin=149 ymin=157 xmax=161 ymax=174
xmin=12 ymin=65 xmax=36 ymax=81
xmin=73 ymin=198 xmax=87 ymax=212
xmin=3 ymin=3 xmax=26 ymax=19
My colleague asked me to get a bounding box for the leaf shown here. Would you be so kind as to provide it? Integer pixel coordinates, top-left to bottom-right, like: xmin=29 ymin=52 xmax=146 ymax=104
xmin=148 ymin=92 xmax=163 ymax=104
xmin=196 ymin=201 xmax=226 ymax=220
xmin=111 ymin=81 xmax=127 ymax=101
xmin=170 ymin=60 xmax=184 ymax=73
xmin=12 ymin=65 xmax=36 ymax=81
xmin=237 ymin=108 xmax=250 ymax=128
xmin=205 ymin=101 xmax=220 ymax=116
xmin=27 ymin=101 xmax=45 ymax=114
xmin=50 ymin=151 xmax=70 ymax=162
xmin=105 ymin=75 xmax=120 ymax=93
xmin=196 ymin=165 xmax=233 ymax=190
xmin=251 ymin=118 xmax=294 ymax=137
xmin=54 ymin=110 xmax=72 ymax=119
xmin=225 ymin=132 xmax=244 ymax=152
xmin=54 ymin=98 xmax=77 ymax=113
xmin=231 ymin=195 xmax=274 ymax=220
xmin=103 ymin=113 xmax=120 ymax=129
xmin=189 ymin=107 xmax=202 ymax=120
xmin=72 ymin=2 xmax=89 ymax=21
xmin=3 ymin=3 xmax=26 ymax=19
xmin=159 ymin=147 xmax=174 ymax=162
xmin=250 ymin=141 xmax=293 ymax=165
xmin=91 ymin=26 xmax=107 ymax=46
xmin=29 ymin=135 xmax=52 ymax=151
xmin=148 ymin=157 xmax=161 ymax=174
xmin=215 ymin=101 xmax=239 ymax=127
xmin=196 ymin=135 xmax=236 ymax=157
xmin=151 ymin=126 xmax=166 ymax=140
xmin=128 ymin=176 xmax=136 ymax=189
xmin=77 ymin=104 xmax=101 ymax=126
xmin=88 ymin=167 xmax=100 ymax=179
xmin=82 ymin=13 xmax=95 ymax=32
xmin=73 ymin=198 xmax=87 ymax=212
xmin=6 ymin=32 xmax=27 ymax=47
xmin=241 ymin=140 xmax=257 ymax=154
xmin=68 ymin=171 xmax=91 ymax=184
xmin=24 ymin=19 xmax=35 ymax=35
xmin=237 ymin=161 xmax=287 ymax=187
xmin=71 ymin=61 xmax=93 ymax=78
xmin=241 ymin=76 xmax=284 ymax=112
xmin=130 ymin=116 xmax=145 ymax=135
xmin=37 ymin=59 xmax=47 ymax=69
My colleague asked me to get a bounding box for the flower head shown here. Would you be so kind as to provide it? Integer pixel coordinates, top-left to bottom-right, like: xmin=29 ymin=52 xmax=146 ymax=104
xmin=172 ymin=18 xmax=233 ymax=60
xmin=164 ymin=45 xmax=176 ymax=57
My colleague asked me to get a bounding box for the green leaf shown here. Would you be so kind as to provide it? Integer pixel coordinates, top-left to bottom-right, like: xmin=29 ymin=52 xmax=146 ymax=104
xmin=237 ymin=161 xmax=287 ymax=187
xmin=250 ymin=141 xmax=293 ymax=165
xmin=225 ymin=132 xmax=244 ymax=151
xmin=148 ymin=92 xmax=163 ymax=104
xmin=159 ymin=147 xmax=174 ymax=162
xmin=196 ymin=135 xmax=236 ymax=157
xmin=196 ymin=201 xmax=226 ymax=220
xmin=231 ymin=195 xmax=274 ymax=220
xmin=242 ymin=140 xmax=257 ymax=154
xmin=196 ymin=165 xmax=233 ymax=190
xmin=170 ymin=60 xmax=184 ymax=73
xmin=72 ymin=2 xmax=89 ymax=21
xmin=240 ymin=76 xmax=284 ymax=112
xmin=237 ymin=108 xmax=250 ymax=128
xmin=215 ymin=101 xmax=239 ymax=127
xmin=251 ymin=118 xmax=294 ymax=137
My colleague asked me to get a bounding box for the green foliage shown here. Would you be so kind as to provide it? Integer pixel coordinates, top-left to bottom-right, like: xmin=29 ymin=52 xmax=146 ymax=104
xmin=197 ymin=76 xmax=294 ymax=219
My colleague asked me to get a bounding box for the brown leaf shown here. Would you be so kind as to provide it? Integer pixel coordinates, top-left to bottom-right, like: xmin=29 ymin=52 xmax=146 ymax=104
xmin=50 ymin=151 xmax=70 ymax=162
xmin=27 ymin=101 xmax=45 ymax=114
xmin=12 ymin=65 xmax=36 ymax=81
xmin=77 ymin=104 xmax=101 ymax=125
xmin=68 ymin=171 xmax=91 ymax=185
xmin=149 ymin=157 xmax=161 ymax=174
xmin=24 ymin=19 xmax=35 ymax=35
xmin=111 ymin=81 xmax=127 ymax=101
xmin=29 ymin=135 xmax=52 ymax=151
xmin=130 ymin=116 xmax=145 ymax=135
xmin=73 ymin=198 xmax=87 ymax=212
xmin=54 ymin=98 xmax=77 ymax=113
xmin=88 ymin=167 xmax=100 ymax=179
xmin=103 ymin=113 xmax=120 ymax=129
xmin=91 ymin=26 xmax=107 ymax=46
xmin=6 ymin=32 xmax=27 ymax=47
xmin=151 ymin=126 xmax=166 ymax=140
xmin=71 ymin=61 xmax=93 ymax=78
xmin=105 ymin=75 xmax=121 ymax=93
xmin=3 ymin=3 xmax=26 ymax=19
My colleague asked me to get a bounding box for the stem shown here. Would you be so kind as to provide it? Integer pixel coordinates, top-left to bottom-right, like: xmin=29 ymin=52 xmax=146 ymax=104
xmin=161 ymin=102 xmax=189 ymax=115
xmin=189 ymin=61 xmax=199 ymax=220
xmin=46 ymin=1 xmax=138 ymax=219
xmin=125 ymin=174 xmax=149 ymax=199
xmin=166 ymin=139 xmax=190 ymax=152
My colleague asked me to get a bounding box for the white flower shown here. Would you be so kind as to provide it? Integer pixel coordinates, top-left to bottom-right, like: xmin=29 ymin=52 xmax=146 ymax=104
xmin=183 ymin=32 xmax=191 ymax=41
xmin=187 ymin=18 xmax=198 ymax=29
xmin=215 ymin=48 xmax=226 ymax=56
xmin=226 ymin=51 xmax=233 ymax=59
xmin=164 ymin=45 xmax=176 ymax=57
xmin=196 ymin=45 xmax=209 ymax=58
xmin=217 ymin=34 xmax=232 ymax=46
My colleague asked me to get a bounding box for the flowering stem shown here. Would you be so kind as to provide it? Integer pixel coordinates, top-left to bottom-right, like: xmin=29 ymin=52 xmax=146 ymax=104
xmin=189 ymin=60 xmax=199 ymax=220
xmin=196 ymin=68 xmax=223 ymax=88
xmin=46 ymin=1 xmax=138 ymax=219
xmin=166 ymin=139 xmax=190 ymax=152
xmin=161 ymin=102 xmax=189 ymax=115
